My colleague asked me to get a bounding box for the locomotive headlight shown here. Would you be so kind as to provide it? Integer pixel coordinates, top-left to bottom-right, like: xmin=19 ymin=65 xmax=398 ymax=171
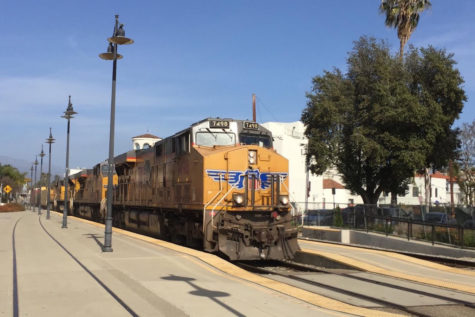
xmin=279 ymin=195 xmax=289 ymax=206
xmin=233 ymin=193 xmax=245 ymax=206
xmin=248 ymin=150 xmax=257 ymax=165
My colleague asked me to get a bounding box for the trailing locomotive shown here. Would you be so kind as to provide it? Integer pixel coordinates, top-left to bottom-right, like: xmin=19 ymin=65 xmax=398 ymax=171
xmin=51 ymin=118 xmax=300 ymax=260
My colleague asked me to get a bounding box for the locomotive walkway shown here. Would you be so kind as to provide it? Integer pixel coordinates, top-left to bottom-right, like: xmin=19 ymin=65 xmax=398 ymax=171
xmin=1 ymin=209 xmax=356 ymax=317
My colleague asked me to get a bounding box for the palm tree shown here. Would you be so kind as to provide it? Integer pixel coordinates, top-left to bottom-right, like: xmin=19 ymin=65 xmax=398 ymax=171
xmin=379 ymin=0 xmax=431 ymax=58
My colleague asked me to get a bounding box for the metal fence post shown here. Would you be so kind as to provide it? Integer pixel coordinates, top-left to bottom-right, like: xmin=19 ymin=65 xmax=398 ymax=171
xmin=385 ymin=217 xmax=389 ymax=237
xmin=365 ymin=215 xmax=368 ymax=233
xmin=431 ymin=224 xmax=435 ymax=245
xmin=363 ymin=206 xmax=368 ymax=233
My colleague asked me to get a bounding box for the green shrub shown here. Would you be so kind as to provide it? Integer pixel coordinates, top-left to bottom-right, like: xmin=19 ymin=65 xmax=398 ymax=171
xmin=333 ymin=207 xmax=343 ymax=227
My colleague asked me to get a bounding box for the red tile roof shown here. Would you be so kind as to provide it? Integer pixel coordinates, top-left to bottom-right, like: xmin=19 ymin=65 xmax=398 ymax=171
xmin=132 ymin=133 xmax=160 ymax=139
xmin=323 ymin=179 xmax=345 ymax=189
xmin=431 ymin=171 xmax=448 ymax=179
xmin=415 ymin=171 xmax=456 ymax=182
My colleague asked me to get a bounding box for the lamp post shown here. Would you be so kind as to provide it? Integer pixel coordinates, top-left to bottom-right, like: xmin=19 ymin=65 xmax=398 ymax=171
xmin=30 ymin=165 xmax=34 ymax=211
xmin=38 ymin=145 xmax=45 ymax=215
xmin=46 ymin=128 xmax=55 ymax=220
xmin=34 ymin=157 xmax=38 ymax=213
xmin=61 ymin=95 xmax=77 ymax=228
xmin=99 ymin=15 xmax=133 ymax=252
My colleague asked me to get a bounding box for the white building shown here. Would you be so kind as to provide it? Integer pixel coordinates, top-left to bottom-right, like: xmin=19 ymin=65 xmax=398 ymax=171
xmin=262 ymin=121 xmax=362 ymax=213
xmin=263 ymin=121 xmax=462 ymax=211
xmin=378 ymin=171 xmax=462 ymax=207
xmin=132 ymin=134 xmax=161 ymax=150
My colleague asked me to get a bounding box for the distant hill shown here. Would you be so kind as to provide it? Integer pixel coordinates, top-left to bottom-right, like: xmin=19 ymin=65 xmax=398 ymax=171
xmin=0 ymin=156 xmax=63 ymax=177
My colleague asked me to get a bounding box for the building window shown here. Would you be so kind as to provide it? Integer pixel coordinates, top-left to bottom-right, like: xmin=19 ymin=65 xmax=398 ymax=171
xmin=412 ymin=187 xmax=419 ymax=197
xmin=435 ymin=188 xmax=438 ymax=197
xmin=143 ymin=143 xmax=151 ymax=149
xmin=135 ymin=143 xmax=140 ymax=150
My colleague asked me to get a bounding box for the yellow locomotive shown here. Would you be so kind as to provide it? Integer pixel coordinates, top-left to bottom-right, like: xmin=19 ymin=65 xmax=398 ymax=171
xmin=52 ymin=118 xmax=300 ymax=260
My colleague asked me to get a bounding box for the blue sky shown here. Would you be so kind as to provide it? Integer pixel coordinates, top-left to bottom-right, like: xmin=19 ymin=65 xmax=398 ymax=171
xmin=1 ymin=1 xmax=474 ymax=171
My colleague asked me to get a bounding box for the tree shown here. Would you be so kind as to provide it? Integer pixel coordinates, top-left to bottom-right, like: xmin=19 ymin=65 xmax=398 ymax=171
xmin=301 ymin=37 xmax=465 ymax=206
xmin=0 ymin=163 xmax=27 ymax=201
xmin=379 ymin=0 xmax=431 ymax=58
xmin=405 ymin=46 xmax=466 ymax=210
xmin=457 ymin=120 xmax=475 ymax=206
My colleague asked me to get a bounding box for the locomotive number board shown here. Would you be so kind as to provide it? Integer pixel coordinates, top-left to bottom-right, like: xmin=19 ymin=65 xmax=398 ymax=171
xmin=209 ymin=120 xmax=230 ymax=128
xmin=243 ymin=121 xmax=259 ymax=130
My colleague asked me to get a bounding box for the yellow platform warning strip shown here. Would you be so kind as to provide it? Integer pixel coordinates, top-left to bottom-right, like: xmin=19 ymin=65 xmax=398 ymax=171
xmin=300 ymin=246 xmax=475 ymax=294
xmin=303 ymin=226 xmax=341 ymax=232
xmin=64 ymin=214 xmax=401 ymax=317
xmin=300 ymin=239 xmax=475 ymax=278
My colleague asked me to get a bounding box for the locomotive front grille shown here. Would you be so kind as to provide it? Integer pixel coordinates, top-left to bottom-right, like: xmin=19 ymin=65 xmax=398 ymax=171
xmin=241 ymin=172 xmax=281 ymax=208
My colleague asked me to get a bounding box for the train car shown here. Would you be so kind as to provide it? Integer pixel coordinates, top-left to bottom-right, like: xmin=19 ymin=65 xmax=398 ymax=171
xmin=30 ymin=187 xmax=41 ymax=207
xmin=40 ymin=186 xmax=54 ymax=209
xmin=51 ymin=179 xmax=65 ymax=211
xmin=71 ymin=163 xmax=118 ymax=219
xmin=68 ymin=118 xmax=300 ymax=260
xmin=51 ymin=176 xmax=80 ymax=212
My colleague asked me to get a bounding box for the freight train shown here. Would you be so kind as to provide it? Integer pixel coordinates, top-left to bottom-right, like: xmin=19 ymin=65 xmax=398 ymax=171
xmin=45 ymin=118 xmax=300 ymax=260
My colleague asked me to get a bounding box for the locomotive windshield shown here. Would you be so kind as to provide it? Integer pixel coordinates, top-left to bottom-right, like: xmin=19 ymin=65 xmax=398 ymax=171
xmin=239 ymin=133 xmax=272 ymax=148
xmin=195 ymin=131 xmax=236 ymax=147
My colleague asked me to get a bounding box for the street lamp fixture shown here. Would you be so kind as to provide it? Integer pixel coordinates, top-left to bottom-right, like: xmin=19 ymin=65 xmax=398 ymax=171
xmin=38 ymin=145 xmax=45 ymax=215
xmin=99 ymin=15 xmax=133 ymax=252
xmin=30 ymin=165 xmax=34 ymax=211
xmin=34 ymin=156 xmax=38 ymax=213
xmin=61 ymin=95 xmax=77 ymax=228
xmin=46 ymin=128 xmax=55 ymax=220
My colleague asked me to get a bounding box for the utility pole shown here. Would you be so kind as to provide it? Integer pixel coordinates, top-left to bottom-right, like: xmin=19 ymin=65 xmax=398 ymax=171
xmin=304 ymin=162 xmax=309 ymax=226
xmin=252 ymin=93 xmax=256 ymax=122
xmin=46 ymin=128 xmax=55 ymax=220
xmin=449 ymin=160 xmax=455 ymax=218
xmin=99 ymin=15 xmax=134 ymax=252
xmin=34 ymin=157 xmax=38 ymax=212
xmin=39 ymin=145 xmax=45 ymax=215
xmin=304 ymin=142 xmax=310 ymax=226
xmin=30 ymin=165 xmax=33 ymax=211
xmin=332 ymin=188 xmax=336 ymax=209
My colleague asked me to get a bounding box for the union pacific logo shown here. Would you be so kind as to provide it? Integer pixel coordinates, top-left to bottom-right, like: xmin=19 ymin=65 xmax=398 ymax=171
xmin=206 ymin=169 xmax=288 ymax=190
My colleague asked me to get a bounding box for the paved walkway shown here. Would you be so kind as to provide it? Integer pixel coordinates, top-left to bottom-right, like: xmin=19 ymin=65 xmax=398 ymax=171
xmin=0 ymin=210 xmax=344 ymax=317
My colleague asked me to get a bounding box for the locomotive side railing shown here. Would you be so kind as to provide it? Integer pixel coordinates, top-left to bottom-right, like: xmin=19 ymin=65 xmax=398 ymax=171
xmin=202 ymin=172 xmax=223 ymax=233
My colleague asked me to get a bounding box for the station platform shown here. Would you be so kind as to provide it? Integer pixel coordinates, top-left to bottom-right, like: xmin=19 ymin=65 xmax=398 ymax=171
xmin=4 ymin=210 xmax=475 ymax=316
xmin=0 ymin=209 xmax=365 ymax=317
xmin=299 ymin=239 xmax=475 ymax=294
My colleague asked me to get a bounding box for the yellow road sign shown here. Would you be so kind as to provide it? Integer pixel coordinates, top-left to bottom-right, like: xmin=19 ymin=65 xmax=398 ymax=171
xmin=4 ymin=185 xmax=12 ymax=193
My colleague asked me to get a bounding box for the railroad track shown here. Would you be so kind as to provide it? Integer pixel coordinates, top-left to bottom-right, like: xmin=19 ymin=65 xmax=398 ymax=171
xmin=235 ymin=260 xmax=475 ymax=317
xmin=299 ymin=237 xmax=475 ymax=269
xmin=403 ymin=253 xmax=475 ymax=269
